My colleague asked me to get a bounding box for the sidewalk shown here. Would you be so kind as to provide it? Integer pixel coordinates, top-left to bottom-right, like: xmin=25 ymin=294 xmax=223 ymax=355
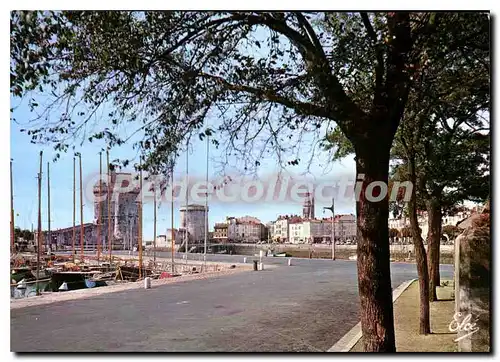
xmin=11 ymin=264 xmax=253 ymax=310
xmin=351 ymin=280 xmax=458 ymax=352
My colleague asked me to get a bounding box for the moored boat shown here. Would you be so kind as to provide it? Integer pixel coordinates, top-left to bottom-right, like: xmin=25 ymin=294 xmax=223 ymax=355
xmin=84 ymin=278 xmax=108 ymax=288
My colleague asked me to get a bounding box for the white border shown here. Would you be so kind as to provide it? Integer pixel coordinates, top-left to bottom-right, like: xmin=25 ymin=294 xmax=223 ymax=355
xmin=4 ymin=5 xmax=497 ymax=362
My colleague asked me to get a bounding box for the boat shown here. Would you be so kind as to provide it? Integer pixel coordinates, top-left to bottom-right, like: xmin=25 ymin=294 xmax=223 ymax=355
xmin=273 ymin=252 xmax=288 ymax=257
xmin=59 ymin=282 xmax=69 ymax=291
xmin=50 ymin=271 xmax=95 ymax=291
xmin=117 ymin=266 xmax=153 ymax=281
xmin=16 ymin=279 xmax=27 ymax=289
xmin=11 ymin=268 xmax=34 ymax=283
xmin=84 ymin=278 xmax=108 ymax=288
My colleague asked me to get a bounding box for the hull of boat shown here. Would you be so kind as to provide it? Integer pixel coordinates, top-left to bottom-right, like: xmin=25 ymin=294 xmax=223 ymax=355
xmin=273 ymin=253 xmax=288 ymax=257
xmin=84 ymin=279 xmax=108 ymax=288
xmin=50 ymin=272 xmax=94 ymax=291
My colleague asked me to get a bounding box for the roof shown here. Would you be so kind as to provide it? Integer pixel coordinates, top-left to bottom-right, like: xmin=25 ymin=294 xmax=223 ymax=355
xmin=180 ymin=204 xmax=208 ymax=211
xmin=39 ymin=223 xmax=96 ymax=233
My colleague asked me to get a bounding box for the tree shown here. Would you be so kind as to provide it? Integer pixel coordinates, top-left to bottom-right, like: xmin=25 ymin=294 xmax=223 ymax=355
xmin=324 ymin=11 xmax=489 ymax=333
xmin=11 ymin=11 xmax=475 ymax=351
xmin=442 ymin=224 xmax=460 ymax=240
xmin=392 ymin=12 xmax=489 ymax=301
xmin=400 ymin=226 xmax=413 ymax=238
xmin=389 ymin=228 xmax=400 ymax=239
xmin=14 ymin=227 xmax=34 ymax=241
xmin=394 ymin=105 xmax=432 ymax=334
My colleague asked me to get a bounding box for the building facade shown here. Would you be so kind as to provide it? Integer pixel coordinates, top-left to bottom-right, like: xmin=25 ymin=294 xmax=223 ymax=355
xmin=388 ymin=207 xmax=475 ymax=241
xmin=335 ymin=214 xmax=357 ymax=242
xmin=37 ymin=172 xmax=142 ymax=251
xmin=93 ymin=172 xmax=140 ymax=250
xmin=36 ymin=223 xmax=98 ymax=251
xmin=272 ymin=214 xmax=357 ymax=244
xmin=215 ymin=216 xmax=267 ymax=243
xmin=213 ymin=223 xmax=229 ymax=243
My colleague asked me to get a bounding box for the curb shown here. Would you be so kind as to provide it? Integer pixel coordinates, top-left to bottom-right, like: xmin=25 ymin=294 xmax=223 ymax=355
xmin=327 ymin=278 xmax=417 ymax=352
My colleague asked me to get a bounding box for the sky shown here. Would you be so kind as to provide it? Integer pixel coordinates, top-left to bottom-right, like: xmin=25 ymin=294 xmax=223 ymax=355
xmin=10 ymin=96 xmax=357 ymax=241
xmin=8 ymin=15 xmax=363 ymax=241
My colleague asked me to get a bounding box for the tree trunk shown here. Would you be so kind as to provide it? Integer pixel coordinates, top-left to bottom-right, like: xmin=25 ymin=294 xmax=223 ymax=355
xmin=407 ymin=154 xmax=431 ymax=334
xmin=356 ymin=146 xmax=396 ymax=352
xmin=426 ymin=198 xmax=441 ymax=301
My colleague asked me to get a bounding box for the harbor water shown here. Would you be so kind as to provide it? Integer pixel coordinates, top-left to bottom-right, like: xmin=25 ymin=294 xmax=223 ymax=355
xmin=11 ymin=280 xmax=51 ymax=299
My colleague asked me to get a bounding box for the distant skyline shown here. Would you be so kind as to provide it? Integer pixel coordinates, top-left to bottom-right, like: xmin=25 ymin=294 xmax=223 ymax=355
xmin=11 ymin=95 xmax=357 ymax=240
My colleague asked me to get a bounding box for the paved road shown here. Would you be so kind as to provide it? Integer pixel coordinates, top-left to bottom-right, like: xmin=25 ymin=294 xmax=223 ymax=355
xmin=11 ymin=258 xmax=453 ymax=352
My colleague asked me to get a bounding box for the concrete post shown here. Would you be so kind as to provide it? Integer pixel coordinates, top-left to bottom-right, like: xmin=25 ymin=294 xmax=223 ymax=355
xmin=144 ymin=277 xmax=151 ymax=289
xmin=288 ymin=258 xmax=292 ymax=266
xmin=243 ymin=257 xmax=247 ymax=263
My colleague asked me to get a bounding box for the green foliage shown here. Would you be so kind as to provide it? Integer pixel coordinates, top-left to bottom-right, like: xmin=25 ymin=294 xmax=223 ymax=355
xmin=14 ymin=227 xmax=34 ymax=241
xmin=400 ymin=226 xmax=412 ymax=237
xmin=391 ymin=12 xmax=490 ymax=213
xmin=11 ymin=11 xmax=441 ymax=175
xmin=442 ymin=224 xmax=460 ymax=239
xmin=320 ymin=126 xmax=353 ymax=160
xmin=389 ymin=228 xmax=400 ymax=238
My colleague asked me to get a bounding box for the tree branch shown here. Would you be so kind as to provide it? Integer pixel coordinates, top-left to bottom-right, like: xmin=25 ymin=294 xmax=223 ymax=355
xmin=360 ymin=12 xmax=385 ymax=105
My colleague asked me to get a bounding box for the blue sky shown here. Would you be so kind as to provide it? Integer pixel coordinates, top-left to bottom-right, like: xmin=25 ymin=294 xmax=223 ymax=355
xmin=11 ymin=96 xmax=357 ymax=241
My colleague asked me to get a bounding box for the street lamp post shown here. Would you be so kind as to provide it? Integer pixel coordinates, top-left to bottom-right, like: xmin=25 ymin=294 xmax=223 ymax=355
xmin=323 ymin=198 xmax=335 ymax=261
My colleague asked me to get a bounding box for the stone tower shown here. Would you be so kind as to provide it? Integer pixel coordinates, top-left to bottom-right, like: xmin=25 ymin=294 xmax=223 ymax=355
xmin=93 ymin=172 xmax=140 ymax=250
xmin=302 ymin=192 xmax=315 ymax=220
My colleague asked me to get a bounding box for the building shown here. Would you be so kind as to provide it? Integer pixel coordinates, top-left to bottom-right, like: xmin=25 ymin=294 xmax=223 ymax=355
xmin=233 ymin=216 xmax=266 ymax=243
xmin=37 ymin=172 xmax=142 ymax=251
xmin=272 ymin=216 xmax=289 ymax=243
xmin=273 ymin=214 xmax=357 ymax=244
xmin=289 ymin=219 xmax=304 ymax=244
xmin=164 ymin=229 xmax=184 ymax=246
xmin=93 ymin=172 xmax=140 ymax=250
xmin=265 ymin=221 xmax=274 ymax=241
xmin=388 ymin=206 xmax=476 ymax=241
xmin=215 ymin=216 xmax=267 ymax=243
xmin=180 ymin=204 xmax=208 ymax=243
xmin=272 ymin=215 xmax=302 ymax=243
xmin=213 ymin=223 xmax=229 ymax=243
xmin=335 ymin=214 xmax=357 ymax=241
xmin=154 ymin=234 xmax=169 ymax=248
xmin=35 ymin=223 xmax=98 ymax=251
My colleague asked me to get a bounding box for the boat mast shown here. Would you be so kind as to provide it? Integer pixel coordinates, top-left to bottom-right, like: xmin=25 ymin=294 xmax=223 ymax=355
xmin=153 ymin=176 xmax=157 ymax=265
xmin=204 ymin=135 xmax=209 ymax=266
xmin=72 ymin=156 xmax=76 ymax=262
xmin=185 ymin=143 xmax=189 ymax=264
xmin=79 ymin=153 xmax=84 ymax=262
xmin=10 ymin=159 xmax=15 ymax=255
xmin=97 ymin=151 xmax=102 ymax=263
xmin=138 ymin=159 xmax=143 ymax=279
xmin=107 ymin=149 xmax=112 ymax=263
xmin=47 ymin=162 xmax=51 ymax=253
xmin=171 ymin=163 xmax=175 ymax=274
xmin=36 ymin=151 xmax=43 ymax=296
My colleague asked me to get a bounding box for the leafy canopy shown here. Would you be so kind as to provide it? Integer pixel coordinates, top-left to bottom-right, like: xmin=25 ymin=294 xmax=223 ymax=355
xmin=12 ymin=11 xmax=442 ymax=174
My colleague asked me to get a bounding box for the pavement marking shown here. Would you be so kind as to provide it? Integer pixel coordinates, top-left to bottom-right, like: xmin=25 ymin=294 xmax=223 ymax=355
xmin=327 ymin=278 xmax=417 ymax=352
